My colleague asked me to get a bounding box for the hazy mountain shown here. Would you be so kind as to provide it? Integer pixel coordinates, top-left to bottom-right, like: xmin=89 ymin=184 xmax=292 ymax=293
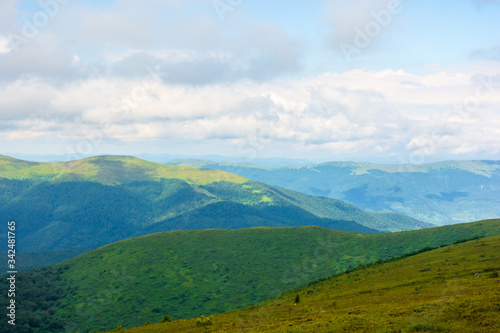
xmin=165 ymin=159 xmax=500 ymax=225
xmin=4 ymin=153 xmax=317 ymax=166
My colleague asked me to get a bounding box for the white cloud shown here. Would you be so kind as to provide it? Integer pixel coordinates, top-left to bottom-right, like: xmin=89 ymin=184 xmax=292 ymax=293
xmin=0 ymin=0 xmax=18 ymax=33
xmin=324 ymin=0 xmax=402 ymax=55
xmin=0 ymin=1 xmax=303 ymax=83
xmin=2 ymin=62 xmax=500 ymax=159
xmin=1 ymin=0 xmax=499 ymax=160
xmin=0 ymin=35 xmax=11 ymax=54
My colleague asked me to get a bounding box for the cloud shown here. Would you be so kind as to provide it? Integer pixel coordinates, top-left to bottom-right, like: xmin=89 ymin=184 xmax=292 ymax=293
xmin=0 ymin=35 xmax=11 ymax=54
xmin=2 ymin=63 xmax=500 ymax=160
xmin=1 ymin=1 xmax=499 ymax=160
xmin=471 ymin=44 xmax=500 ymax=61
xmin=0 ymin=32 xmax=76 ymax=81
xmin=0 ymin=1 xmax=302 ymax=84
xmin=0 ymin=0 xmax=18 ymax=33
xmin=323 ymin=0 xmax=402 ymax=55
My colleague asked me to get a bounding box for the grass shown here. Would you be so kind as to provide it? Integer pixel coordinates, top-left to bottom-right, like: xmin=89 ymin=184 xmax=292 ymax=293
xmin=112 ymin=233 xmax=500 ymax=333
xmin=2 ymin=219 xmax=499 ymax=332
xmin=0 ymin=155 xmax=247 ymax=185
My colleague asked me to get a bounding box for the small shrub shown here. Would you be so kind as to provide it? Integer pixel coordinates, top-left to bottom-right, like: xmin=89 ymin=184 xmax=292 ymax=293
xmin=294 ymin=294 xmax=300 ymax=304
xmin=160 ymin=315 xmax=172 ymax=323
xmin=112 ymin=326 xmax=123 ymax=332
xmin=196 ymin=315 xmax=214 ymax=327
xmin=301 ymin=306 xmax=313 ymax=313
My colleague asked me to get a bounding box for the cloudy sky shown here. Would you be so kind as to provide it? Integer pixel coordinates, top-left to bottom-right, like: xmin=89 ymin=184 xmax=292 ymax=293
xmin=1 ymin=0 xmax=500 ymax=163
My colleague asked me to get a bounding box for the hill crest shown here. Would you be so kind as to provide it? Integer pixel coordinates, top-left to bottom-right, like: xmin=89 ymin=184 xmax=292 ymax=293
xmin=0 ymin=154 xmax=248 ymax=185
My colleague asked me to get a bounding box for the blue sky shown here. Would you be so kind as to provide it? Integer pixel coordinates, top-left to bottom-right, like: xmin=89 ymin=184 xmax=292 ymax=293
xmin=0 ymin=0 xmax=499 ymax=163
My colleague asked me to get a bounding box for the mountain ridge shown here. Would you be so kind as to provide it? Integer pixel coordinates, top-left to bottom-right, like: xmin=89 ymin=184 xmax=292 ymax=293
xmin=1 ymin=155 xmax=428 ymax=257
xmin=165 ymin=159 xmax=500 ymax=224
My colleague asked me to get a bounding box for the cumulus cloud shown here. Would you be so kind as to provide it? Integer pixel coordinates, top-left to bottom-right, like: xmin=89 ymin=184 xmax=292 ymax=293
xmin=1 ymin=0 xmax=499 ymax=161
xmin=0 ymin=36 xmax=11 ymax=54
xmin=2 ymin=62 xmax=500 ymax=159
xmin=105 ymin=24 xmax=302 ymax=84
xmin=0 ymin=0 xmax=18 ymax=33
xmin=324 ymin=0 xmax=402 ymax=56
xmin=3 ymin=0 xmax=491 ymax=85
xmin=0 ymin=0 xmax=302 ymax=84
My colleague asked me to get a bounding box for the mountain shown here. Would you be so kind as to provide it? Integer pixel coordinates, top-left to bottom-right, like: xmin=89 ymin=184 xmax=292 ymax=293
xmin=165 ymin=159 xmax=500 ymax=225
xmin=0 ymin=155 xmax=428 ymax=257
xmin=2 ymin=219 xmax=498 ymax=332
xmin=4 ymin=152 xmax=317 ymax=166
xmin=115 ymin=228 xmax=500 ymax=333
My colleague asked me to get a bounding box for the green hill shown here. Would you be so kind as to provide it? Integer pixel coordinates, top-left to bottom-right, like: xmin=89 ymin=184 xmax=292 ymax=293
xmin=0 ymin=154 xmax=247 ymax=185
xmin=165 ymin=159 xmax=500 ymax=225
xmin=110 ymin=227 xmax=500 ymax=333
xmin=0 ymin=155 xmax=428 ymax=258
xmin=2 ymin=219 xmax=498 ymax=332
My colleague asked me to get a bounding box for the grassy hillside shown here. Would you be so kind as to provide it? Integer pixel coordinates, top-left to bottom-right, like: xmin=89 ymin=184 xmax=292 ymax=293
xmin=0 ymin=154 xmax=247 ymax=185
xmin=1 ymin=155 xmax=428 ymax=256
xmin=113 ymin=230 xmax=500 ymax=333
xmin=1 ymin=219 xmax=498 ymax=332
xmin=166 ymin=159 xmax=500 ymax=225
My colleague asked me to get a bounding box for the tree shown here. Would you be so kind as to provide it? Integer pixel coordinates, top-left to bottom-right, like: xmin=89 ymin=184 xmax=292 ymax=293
xmin=160 ymin=315 xmax=172 ymax=323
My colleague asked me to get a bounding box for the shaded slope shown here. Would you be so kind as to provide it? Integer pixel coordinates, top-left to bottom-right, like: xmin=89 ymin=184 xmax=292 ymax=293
xmin=139 ymin=201 xmax=379 ymax=235
xmin=1 ymin=219 xmax=498 ymax=332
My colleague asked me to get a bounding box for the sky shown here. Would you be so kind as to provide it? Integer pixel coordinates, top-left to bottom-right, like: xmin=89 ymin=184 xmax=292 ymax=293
xmin=1 ymin=0 xmax=500 ymax=163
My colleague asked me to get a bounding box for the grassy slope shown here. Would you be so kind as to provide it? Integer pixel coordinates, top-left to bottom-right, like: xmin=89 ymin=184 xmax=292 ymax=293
xmin=117 ymin=232 xmax=500 ymax=333
xmin=2 ymin=219 xmax=498 ymax=332
xmin=0 ymin=155 xmax=247 ymax=185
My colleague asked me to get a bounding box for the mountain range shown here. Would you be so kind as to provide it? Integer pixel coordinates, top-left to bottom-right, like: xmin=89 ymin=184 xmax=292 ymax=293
xmin=165 ymin=159 xmax=500 ymax=225
xmin=0 ymin=155 xmax=427 ymax=259
xmin=1 ymin=153 xmax=498 ymax=332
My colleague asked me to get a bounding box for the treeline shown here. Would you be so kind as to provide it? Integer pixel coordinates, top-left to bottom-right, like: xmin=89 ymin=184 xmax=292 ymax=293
xmin=0 ymin=267 xmax=67 ymax=333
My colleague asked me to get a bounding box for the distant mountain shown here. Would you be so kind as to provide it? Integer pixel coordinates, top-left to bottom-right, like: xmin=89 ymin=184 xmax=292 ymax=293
xmin=2 ymin=219 xmax=498 ymax=332
xmin=113 ymin=223 xmax=500 ymax=333
xmin=0 ymin=155 xmax=427 ymax=256
xmin=4 ymin=152 xmax=316 ymax=166
xmin=165 ymin=159 xmax=500 ymax=225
